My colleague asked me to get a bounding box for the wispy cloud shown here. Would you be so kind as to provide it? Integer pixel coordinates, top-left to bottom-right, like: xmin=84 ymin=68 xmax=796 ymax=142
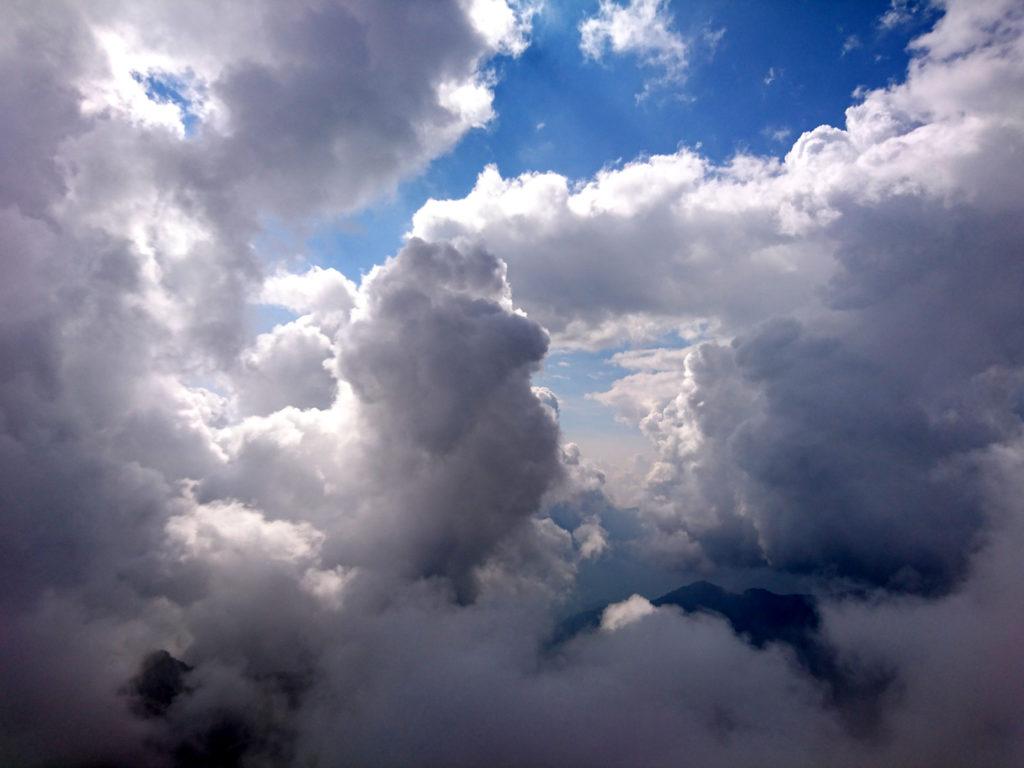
xmin=580 ymin=0 xmax=689 ymax=98
xmin=879 ymin=0 xmax=916 ymax=30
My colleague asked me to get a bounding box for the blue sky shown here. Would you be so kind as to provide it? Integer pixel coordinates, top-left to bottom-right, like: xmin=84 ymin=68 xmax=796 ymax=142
xmin=304 ymin=0 xmax=930 ymax=279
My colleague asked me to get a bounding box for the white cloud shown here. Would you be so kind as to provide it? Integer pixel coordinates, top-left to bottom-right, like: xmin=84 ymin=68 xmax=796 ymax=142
xmin=841 ymin=34 xmax=862 ymax=55
xmin=233 ymin=319 xmax=336 ymax=417
xmin=260 ymin=266 xmax=358 ymax=334
xmin=413 ymin=0 xmax=1024 ymax=360
xmin=463 ymin=0 xmax=538 ymax=55
xmin=879 ymin=0 xmax=916 ymax=30
xmin=573 ymin=517 xmax=610 ymax=559
xmin=166 ymin=496 xmax=325 ymax=564
xmin=81 ymin=28 xmax=202 ymax=136
xmin=412 ymin=0 xmax=1024 ymax=590
xmin=71 ymin=0 xmax=537 ymax=219
xmin=580 ymin=0 xmax=688 ymax=96
xmin=600 ymin=593 xmax=656 ymax=630
xmin=409 ymin=152 xmax=830 ymax=349
xmin=3 ymin=1 xmax=1024 ymax=766
xmin=610 ymin=347 xmax=692 ymax=372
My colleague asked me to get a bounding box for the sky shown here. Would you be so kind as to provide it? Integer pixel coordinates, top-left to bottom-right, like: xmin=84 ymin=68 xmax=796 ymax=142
xmin=319 ymin=1 xmax=927 ymax=266
xmin=273 ymin=0 xmax=938 ymax=477
xmin=2 ymin=1 xmax=1024 ymax=766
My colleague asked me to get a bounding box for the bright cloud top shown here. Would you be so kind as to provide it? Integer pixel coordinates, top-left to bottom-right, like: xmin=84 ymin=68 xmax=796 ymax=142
xmin=580 ymin=0 xmax=689 ymax=95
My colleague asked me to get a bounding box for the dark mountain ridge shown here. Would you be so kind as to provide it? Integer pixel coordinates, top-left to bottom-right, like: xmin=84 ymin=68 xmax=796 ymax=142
xmin=555 ymin=580 xmax=890 ymax=735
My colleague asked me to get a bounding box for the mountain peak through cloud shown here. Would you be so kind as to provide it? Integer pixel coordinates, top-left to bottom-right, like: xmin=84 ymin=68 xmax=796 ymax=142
xmin=2 ymin=1 xmax=1024 ymax=766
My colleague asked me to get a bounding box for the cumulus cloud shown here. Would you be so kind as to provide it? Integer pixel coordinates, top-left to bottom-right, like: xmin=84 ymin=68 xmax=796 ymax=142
xmin=233 ymin=320 xmax=337 ymax=416
xmin=260 ymin=266 xmax=358 ymax=334
xmin=878 ymin=0 xmax=918 ymax=30
xmin=580 ymin=0 xmax=689 ymax=97
xmin=332 ymin=238 xmax=563 ymax=597
xmin=573 ymin=516 xmax=610 ymax=560
xmin=409 ymin=153 xmax=831 ymax=351
xmin=413 ymin=0 xmax=1024 ymax=589
xmin=574 ymin=4 xmax=1024 ymax=595
xmin=600 ymin=593 xmax=656 ymax=630
xmin=414 ymin=0 xmax=1024 ymax=349
xmin=2 ymin=0 xmax=1024 ymax=766
xmin=74 ymin=0 xmax=533 ymax=218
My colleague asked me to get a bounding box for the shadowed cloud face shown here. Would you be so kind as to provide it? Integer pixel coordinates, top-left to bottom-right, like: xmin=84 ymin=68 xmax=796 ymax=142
xmin=336 ymin=238 xmax=563 ymax=598
xmin=2 ymin=1 xmax=1024 ymax=766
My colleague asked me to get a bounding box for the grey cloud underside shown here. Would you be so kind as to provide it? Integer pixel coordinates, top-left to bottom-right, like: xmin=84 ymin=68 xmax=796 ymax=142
xmin=204 ymin=2 xmax=490 ymax=216
xmin=625 ymin=192 xmax=1024 ymax=591
xmin=333 ymin=239 xmax=563 ymax=598
xmin=2 ymin=0 xmax=1024 ymax=767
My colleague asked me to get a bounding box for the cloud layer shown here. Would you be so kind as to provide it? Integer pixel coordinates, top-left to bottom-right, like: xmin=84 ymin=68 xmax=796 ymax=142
xmin=2 ymin=1 xmax=1023 ymax=766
